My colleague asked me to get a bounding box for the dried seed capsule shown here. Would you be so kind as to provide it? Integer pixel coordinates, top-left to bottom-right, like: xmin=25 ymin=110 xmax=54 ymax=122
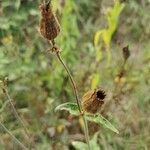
xmin=82 ymin=88 xmax=106 ymax=113
xmin=39 ymin=0 xmax=60 ymax=41
xmin=122 ymin=45 xmax=130 ymax=61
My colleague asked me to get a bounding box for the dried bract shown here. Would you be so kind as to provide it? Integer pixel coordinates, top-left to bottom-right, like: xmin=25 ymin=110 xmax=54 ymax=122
xmin=82 ymin=88 xmax=106 ymax=113
xmin=39 ymin=0 xmax=60 ymax=42
xmin=122 ymin=45 xmax=130 ymax=61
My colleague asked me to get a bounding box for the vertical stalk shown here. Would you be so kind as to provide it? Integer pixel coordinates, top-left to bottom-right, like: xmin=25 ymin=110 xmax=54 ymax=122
xmin=56 ymin=52 xmax=81 ymax=112
xmin=0 ymin=122 xmax=28 ymax=150
xmin=56 ymin=51 xmax=90 ymax=150
xmin=2 ymin=87 xmax=31 ymax=147
xmin=2 ymin=88 xmax=29 ymax=137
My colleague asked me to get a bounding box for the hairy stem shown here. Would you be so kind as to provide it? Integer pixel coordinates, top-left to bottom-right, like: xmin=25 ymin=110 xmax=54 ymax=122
xmin=0 ymin=122 xmax=28 ymax=150
xmin=56 ymin=52 xmax=82 ymax=112
xmin=56 ymin=51 xmax=90 ymax=150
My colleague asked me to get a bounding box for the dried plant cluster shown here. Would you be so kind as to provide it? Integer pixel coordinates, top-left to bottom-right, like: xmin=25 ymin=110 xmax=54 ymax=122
xmin=0 ymin=0 xmax=148 ymax=149
xmin=39 ymin=0 xmax=60 ymax=50
xmin=82 ymin=89 xmax=106 ymax=113
xmin=39 ymin=1 xmax=108 ymax=149
xmin=39 ymin=0 xmax=107 ymax=114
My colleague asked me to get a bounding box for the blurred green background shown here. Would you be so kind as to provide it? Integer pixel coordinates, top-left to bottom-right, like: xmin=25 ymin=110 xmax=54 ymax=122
xmin=0 ymin=0 xmax=150 ymax=149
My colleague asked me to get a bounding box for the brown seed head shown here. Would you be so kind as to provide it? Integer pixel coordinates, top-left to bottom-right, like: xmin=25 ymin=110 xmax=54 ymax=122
xmin=122 ymin=45 xmax=130 ymax=61
xmin=39 ymin=0 xmax=60 ymax=41
xmin=82 ymin=88 xmax=106 ymax=113
xmin=60 ymin=0 xmax=65 ymax=8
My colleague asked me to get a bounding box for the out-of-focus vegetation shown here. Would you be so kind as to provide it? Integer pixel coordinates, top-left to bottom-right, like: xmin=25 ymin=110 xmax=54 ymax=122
xmin=0 ymin=0 xmax=150 ymax=149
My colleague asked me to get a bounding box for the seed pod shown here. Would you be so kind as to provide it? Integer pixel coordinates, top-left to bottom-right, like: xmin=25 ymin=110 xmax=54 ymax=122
xmin=82 ymin=88 xmax=106 ymax=113
xmin=39 ymin=0 xmax=60 ymax=41
xmin=122 ymin=45 xmax=130 ymax=61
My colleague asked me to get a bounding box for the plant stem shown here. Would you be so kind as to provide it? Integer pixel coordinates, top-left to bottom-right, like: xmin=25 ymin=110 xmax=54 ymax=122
xmin=0 ymin=122 xmax=28 ymax=150
xmin=56 ymin=51 xmax=90 ymax=150
xmin=2 ymin=88 xmax=31 ymax=144
xmin=56 ymin=52 xmax=82 ymax=112
xmin=83 ymin=115 xmax=90 ymax=150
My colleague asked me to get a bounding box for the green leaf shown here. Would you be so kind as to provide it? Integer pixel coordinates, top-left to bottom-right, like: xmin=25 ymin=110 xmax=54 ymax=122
xmin=94 ymin=0 xmax=125 ymax=64
xmin=55 ymin=102 xmax=80 ymax=116
xmin=72 ymin=132 xmax=100 ymax=150
xmin=85 ymin=113 xmax=119 ymax=134
xmin=94 ymin=30 xmax=104 ymax=47
xmin=15 ymin=0 xmax=21 ymax=10
xmin=72 ymin=141 xmax=87 ymax=150
xmin=91 ymin=73 xmax=100 ymax=90
xmin=55 ymin=103 xmax=119 ymax=133
xmin=89 ymin=132 xmax=100 ymax=150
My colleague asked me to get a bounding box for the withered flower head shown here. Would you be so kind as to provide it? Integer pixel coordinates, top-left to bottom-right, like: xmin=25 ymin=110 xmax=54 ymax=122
xmin=122 ymin=45 xmax=130 ymax=61
xmin=39 ymin=0 xmax=60 ymax=41
xmin=60 ymin=0 xmax=65 ymax=8
xmin=82 ymin=88 xmax=106 ymax=113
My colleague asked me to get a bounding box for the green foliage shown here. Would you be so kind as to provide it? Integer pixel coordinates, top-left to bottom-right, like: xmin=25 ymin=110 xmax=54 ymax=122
xmin=57 ymin=0 xmax=80 ymax=62
xmin=85 ymin=113 xmax=119 ymax=134
xmin=91 ymin=73 xmax=100 ymax=90
xmin=72 ymin=132 xmax=100 ymax=150
xmin=55 ymin=102 xmax=80 ymax=116
xmin=91 ymin=0 xmax=125 ymax=89
xmin=94 ymin=1 xmax=125 ymax=62
xmin=55 ymin=102 xmax=119 ymax=134
xmin=0 ymin=0 xmax=149 ymax=149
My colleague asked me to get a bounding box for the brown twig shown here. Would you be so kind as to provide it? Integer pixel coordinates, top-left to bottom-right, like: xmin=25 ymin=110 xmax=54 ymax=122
xmin=0 ymin=122 xmax=28 ymax=150
xmin=2 ymin=88 xmax=29 ymax=136
xmin=1 ymin=86 xmax=32 ymax=148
